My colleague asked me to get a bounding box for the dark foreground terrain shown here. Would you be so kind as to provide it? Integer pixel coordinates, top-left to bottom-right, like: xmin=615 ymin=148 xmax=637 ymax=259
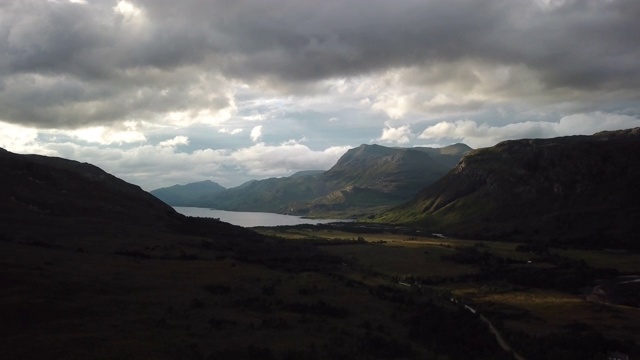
xmin=2 ymin=147 xmax=639 ymax=359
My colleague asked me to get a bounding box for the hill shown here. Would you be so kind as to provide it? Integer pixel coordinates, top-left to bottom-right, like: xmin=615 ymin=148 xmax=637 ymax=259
xmin=169 ymin=143 xmax=470 ymax=217
xmin=195 ymin=171 xmax=327 ymax=213
xmin=376 ymin=128 xmax=640 ymax=249
xmin=0 ymin=148 xmax=182 ymax=229
xmin=151 ymin=180 xmax=226 ymax=206
xmin=321 ymin=144 xmax=449 ymax=199
xmin=0 ymin=148 xmax=260 ymax=245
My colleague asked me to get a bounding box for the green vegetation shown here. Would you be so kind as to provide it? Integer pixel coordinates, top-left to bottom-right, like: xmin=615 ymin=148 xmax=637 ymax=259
xmin=256 ymin=224 xmax=640 ymax=359
xmin=377 ymin=128 xmax=640 ymax=250
xmin=150 ymin=143 xmax=470 ymax=218
xmin=151 ymin=180 xmax=226 ymax=206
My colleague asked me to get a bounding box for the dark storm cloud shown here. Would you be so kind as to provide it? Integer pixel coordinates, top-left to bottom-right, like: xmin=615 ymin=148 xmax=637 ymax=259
xmin=135 ymin=0 xmax=640 ymax=89
xmin=0 ymin=0 xmax=638 ymax=128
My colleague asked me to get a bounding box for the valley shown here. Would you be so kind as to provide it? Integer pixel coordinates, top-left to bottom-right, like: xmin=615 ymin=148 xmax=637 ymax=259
xmin=151 ymin=143 xmax=472 ymax=218
xmin=254 ymin=224 xmax=640 ymax=358
xmin=2 ymin=128 xmax=640 ymax=359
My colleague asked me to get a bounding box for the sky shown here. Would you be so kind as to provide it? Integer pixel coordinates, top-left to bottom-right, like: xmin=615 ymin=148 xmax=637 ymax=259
xmin=1 ymin=0 xmax=640 ymax=190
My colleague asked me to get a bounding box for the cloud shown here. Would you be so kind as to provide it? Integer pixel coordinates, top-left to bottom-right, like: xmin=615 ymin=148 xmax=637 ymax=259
xmin=377 ymin=123 xmax=413 ymax=145
xmin=230 ymin=141 xmax=350 ymax=177
xmin=418 ymin=112 xmax=640 ymax=148
xmin=1 ymin=0 xmax=638 ymax=131
xmin=159 ymin=135 xmax=189 ymax=148
xmin=0 ymin=121 xmax=42 ymax=154
xmin=6 ymin=131 xmax=350 ymax=190
xmin=218 ymin=128 xmax=244 ymax=135
xmin=250 ymin=125 xmax=263 ymax=142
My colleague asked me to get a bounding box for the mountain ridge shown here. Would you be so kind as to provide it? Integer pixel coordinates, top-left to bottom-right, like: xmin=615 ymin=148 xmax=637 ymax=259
xmin=152 ymin=143 xmax=471 ymax=217
xmin=376 ymin=128 xmax=640 ymax=249
xmin=0 ymin=148 xmax=259 ymax=246
xmin=151 ymin=180 xmax=226 ymax=206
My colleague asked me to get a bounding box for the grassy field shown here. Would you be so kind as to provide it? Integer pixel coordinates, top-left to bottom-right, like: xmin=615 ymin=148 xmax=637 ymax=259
xmin=256 ymin=225 xmax=640 ymax=354
xmin=256 ymin=227 xmax=480 ymax=278
xmin=4 ymin=220 xmax=639 ymax=359
xmin=445 ymin=285 xmax=640 ymax=342
xmin=550 ymin=248 xmax=640 ymax=273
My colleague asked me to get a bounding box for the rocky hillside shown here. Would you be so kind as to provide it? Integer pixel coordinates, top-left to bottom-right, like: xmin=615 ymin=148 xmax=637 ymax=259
xmin=376 ymin=128 xmax=640 ymax=249
xmin=321 ymin=144 xmax=450 ymax=199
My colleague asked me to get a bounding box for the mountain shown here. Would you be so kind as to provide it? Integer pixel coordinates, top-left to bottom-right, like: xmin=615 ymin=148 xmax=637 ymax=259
xmin=321 ymin=144 xmax=468 ymax=200
xmin=183 ymin=143 xmax=471 ymax=217
xmin=0 ymin=148 xmax=256 ymax=246
xmin=289 ymin=170 xmax=324 ymax=178
xmin=151 ymin=180 xmax=226 ymax=206
xmin=0 ymin=148 xmax=182 ymax=228
xmin=413 ymin=143 xmax=474 ymax=168
xmin=196 ymin=171 xmax=326 ymax=212
xmin=376 ymin=128 xmax=640 ymax=249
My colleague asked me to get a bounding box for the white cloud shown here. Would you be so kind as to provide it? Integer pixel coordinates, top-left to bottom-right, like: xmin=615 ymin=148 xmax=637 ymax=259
xmin=159 ymin=136 xmax=189 ymax=148
xmin=377 ymin=123 xmax=413 ymax=144
xmin=0 ymin=121 xmax=43 ymax=154
xmin=57 ymin=123 xmax=147 ymax=145
xmin=230 ymin=141 xmax=350 ymax=177
xmin=418 ymin=112 xmax=640 ymax=148
xmin=113 ymin=1 xmax=145 ymax=23
xmin=250 ymin=125 xmax=263 ymax=142
xmin=218 ymin=128 xmax=244 ymax=135
xmin=554 ymin=112 xmax=640 ymax=135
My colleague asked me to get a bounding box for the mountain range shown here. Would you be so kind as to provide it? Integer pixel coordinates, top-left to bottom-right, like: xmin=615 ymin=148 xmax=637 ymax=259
xmin=151 ymin=143 xmax=472 ymax=217
xmin=148 ymin=180 xmax=226 ymax=206
xmin=377 ymin=128 xmax=640 ymax=249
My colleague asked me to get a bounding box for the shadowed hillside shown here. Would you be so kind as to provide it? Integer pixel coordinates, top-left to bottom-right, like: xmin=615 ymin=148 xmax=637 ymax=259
xmin=0 ymin=149 xmax=173 ymax=218
xmin=377 ymin=128 xmax=640 ymax=249
xmin=151 ymin=180 xmax=226 ymax=206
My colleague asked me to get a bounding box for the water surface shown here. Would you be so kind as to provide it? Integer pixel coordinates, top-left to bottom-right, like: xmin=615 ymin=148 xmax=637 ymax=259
xmin=174 ymin=207 xmax=352 ymax=227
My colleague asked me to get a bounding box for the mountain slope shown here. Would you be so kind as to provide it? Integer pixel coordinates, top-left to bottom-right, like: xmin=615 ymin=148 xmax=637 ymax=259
xmin=415 ymin=143 xmax=473 ymax=168
xmin=377 ymin=128 xmax=640 ymax=248
xmin=151 ymin=180 xmax=226 ymax=206
xmin=0 ymin=148 xmax=182 ymax=227
xmin=322 ymin=143 xmax=470 ymax=199
xmin=191 ymin=144 xmax=470 ymax=216
xmin=321 ymin=145 xmax=447 ymax=198
xmin=0 ymin=148 xmax=255 ymax=245
xmin=197 ymin=172 xmax=326 ymax=212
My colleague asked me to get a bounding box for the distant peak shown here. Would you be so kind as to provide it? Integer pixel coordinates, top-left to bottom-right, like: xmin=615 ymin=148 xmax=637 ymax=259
xmin=439 ymin=143 xmax=473 ymax=155
xmin=289 ymin=170 xmax=324 ymax=178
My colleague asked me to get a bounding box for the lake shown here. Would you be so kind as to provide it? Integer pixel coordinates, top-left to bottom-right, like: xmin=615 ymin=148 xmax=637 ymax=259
xmin=173 ymin=207 xmax=353 ymax=227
